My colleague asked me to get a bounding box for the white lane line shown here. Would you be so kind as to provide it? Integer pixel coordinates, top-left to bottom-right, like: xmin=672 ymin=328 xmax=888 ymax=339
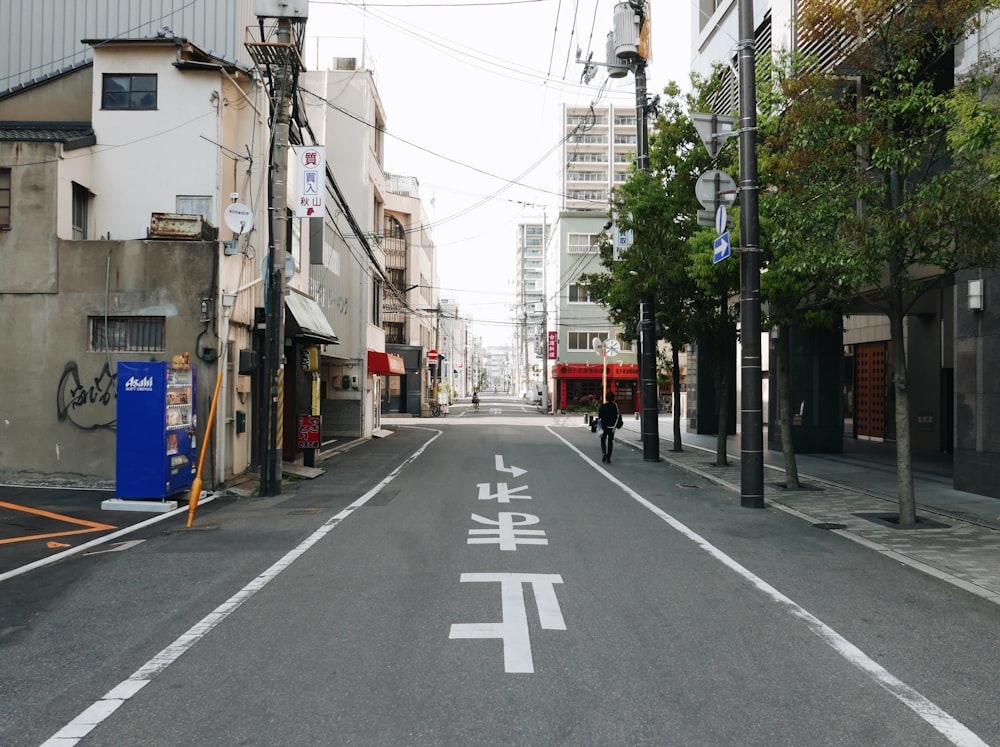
xmin=40 ymin=430 xmax=442 ymax=747
xmin=550 ymin=427 xmax=989 ymax=747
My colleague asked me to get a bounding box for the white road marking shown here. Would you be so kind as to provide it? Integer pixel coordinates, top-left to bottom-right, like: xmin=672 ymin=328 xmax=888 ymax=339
xmin=468 ymin=512 xmax=547 ymax=551
xmin=40 ymin=430 xmax=442 ymax=747
xmin=550 ymin=427 xmax=989 ymax=747
xmin=494 ymin=454 xmax=527 ymax=477
xmin=477 ymin=482 xmax=531 ymax=504
xmin=82 ymin=539 xmax=145 ymax=556
xmin=450 ymin=572 xmax=565 ymax=674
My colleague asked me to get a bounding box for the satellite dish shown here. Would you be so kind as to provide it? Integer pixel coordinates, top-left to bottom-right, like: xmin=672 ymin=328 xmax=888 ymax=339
xmin=224 ymin=203 xmax=254 ymax=235
xmin=604 ymin=339 xmax=621 ymax=358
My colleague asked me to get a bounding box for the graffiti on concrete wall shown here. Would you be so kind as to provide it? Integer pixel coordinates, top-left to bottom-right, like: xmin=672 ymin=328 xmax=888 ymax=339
xmin=57 ymin=361 xmax=117 ymax=430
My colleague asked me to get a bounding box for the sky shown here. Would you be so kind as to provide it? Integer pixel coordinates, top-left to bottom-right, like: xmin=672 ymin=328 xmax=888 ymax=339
xmin=303 ymin=0 xmax=694 ymax=347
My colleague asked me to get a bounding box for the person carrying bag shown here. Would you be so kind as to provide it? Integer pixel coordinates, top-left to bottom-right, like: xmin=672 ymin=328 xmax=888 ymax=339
xmin=597 ymin=391 xmax=623 ymax=463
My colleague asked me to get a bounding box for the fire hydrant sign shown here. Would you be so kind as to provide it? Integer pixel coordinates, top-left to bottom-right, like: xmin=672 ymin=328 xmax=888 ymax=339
xmin=293 ymin=145 xmax=325 ymax=217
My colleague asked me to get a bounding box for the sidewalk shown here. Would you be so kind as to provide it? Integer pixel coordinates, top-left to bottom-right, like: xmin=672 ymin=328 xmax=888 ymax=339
xmin=614 ymin=415 xmax=1000 ymax=605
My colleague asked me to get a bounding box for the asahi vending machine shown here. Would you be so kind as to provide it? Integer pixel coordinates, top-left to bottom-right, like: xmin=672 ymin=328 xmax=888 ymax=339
xmin=116 ymin=360 xmax=197 ymax=500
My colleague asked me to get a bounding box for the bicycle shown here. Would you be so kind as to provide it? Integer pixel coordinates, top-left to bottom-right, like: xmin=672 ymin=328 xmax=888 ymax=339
xmin=472 ymin=397 xmax=480 ymax=412
xmin=430 ymin=401 xmax=443 ymax=417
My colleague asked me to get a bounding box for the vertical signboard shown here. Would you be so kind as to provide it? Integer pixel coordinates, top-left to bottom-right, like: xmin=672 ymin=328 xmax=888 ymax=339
xmin=293 ymin=145 xmax=325 ymax=217
xmin=547 ymin=331 xmax=558 ymax=360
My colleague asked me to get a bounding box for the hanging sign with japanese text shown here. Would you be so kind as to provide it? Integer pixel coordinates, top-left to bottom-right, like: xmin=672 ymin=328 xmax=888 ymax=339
xmin=293 ymin=145 xmax=325 ymax=217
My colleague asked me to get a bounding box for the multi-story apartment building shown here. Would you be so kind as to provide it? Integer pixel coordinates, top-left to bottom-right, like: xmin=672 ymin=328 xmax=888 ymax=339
xmin=382 ymin=173 xmax=437 ymax=415
xmin=514 ymin=219 xmax=547 ymax=398
xmin=562 ymin=103 xmax=637 ymax=212
xmin=0 ymin=1 xmax=399 ymax=489
xmin=543 ymin=104 xmax=639 ymax=413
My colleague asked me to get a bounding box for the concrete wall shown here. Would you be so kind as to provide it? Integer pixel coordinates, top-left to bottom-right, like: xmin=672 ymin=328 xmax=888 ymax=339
xmin=0 ymin=238 xmax=217 ymax=486
xmin=954 ymin=268 xmax=1000 ymax=498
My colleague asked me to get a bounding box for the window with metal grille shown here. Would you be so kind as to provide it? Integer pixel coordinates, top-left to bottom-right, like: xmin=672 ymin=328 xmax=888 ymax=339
xmin=0 ymin=168 xmax=11 ymax=228
xmin=102 ymin=74 xmax=157 ymax=110
xmin=90 ymin=316 xmax=165 ymax=352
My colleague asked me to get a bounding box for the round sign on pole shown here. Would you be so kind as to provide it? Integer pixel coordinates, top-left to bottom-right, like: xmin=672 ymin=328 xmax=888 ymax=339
xmin=428 ymin=349 xmax=438 ymax=364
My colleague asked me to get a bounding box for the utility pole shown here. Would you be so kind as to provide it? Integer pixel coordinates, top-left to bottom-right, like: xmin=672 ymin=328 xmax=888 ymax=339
xmin=541 ymin=213 xmax=550 ymax=414
xmin=738 ymin=0 xmax=764 ymax=508
xmin=247 ymin=10 xmax=304 ymax=496
xmin=635 ymin=55 xmax=659 ymax=462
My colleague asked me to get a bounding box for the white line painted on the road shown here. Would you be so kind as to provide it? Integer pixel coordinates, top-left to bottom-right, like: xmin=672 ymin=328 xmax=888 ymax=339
xmin=40 ymin=429 xmax=442 ymax=747
xmin=450 ymin=573 xmax=565 ymax=673
xmin=468 ymin=512 xmax=547 ymax=551
xmin=550 ymin=427 xmax=990 ymax=747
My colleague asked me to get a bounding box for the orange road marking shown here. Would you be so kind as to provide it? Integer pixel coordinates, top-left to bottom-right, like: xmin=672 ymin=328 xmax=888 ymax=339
xmin=47 ymin=541 xmax=72 ymax=548
xmin=0 ymin=501 xmax=116 ymax=545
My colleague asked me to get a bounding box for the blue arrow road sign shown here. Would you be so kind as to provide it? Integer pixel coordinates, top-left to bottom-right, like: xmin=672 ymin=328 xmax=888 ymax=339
xmin=713 ymin=232 xmax=731 ymax=264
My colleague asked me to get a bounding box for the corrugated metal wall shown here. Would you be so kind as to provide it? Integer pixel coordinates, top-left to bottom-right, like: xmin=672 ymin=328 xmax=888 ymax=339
xmin=0 ymin=0 xmax=257 ymax=92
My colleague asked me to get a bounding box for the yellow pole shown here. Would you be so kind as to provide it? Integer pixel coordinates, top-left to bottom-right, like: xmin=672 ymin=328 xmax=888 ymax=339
xmin=602 ymin=346 xmax=608 ymax=403
xmin=187 ymin=365 xmax=224 ymax=528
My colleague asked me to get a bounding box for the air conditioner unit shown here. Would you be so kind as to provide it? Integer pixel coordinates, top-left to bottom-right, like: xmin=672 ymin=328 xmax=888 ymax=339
xmin=335 ymin=57 xmax=357 ymax=71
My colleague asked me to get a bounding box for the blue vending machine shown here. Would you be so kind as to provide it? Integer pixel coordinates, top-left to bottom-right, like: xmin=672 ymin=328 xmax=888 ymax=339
xmin=116 ymin=361 xmax=198 ymax=500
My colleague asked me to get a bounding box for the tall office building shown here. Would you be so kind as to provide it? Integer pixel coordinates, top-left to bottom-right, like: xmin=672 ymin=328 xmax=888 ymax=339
xmin=514 ymin=218 xmax=548 ymax=397
xmin=562 ymin=103 xmax=637 ymax=212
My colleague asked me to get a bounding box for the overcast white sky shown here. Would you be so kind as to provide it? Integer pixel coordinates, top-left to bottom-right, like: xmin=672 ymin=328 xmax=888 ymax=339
xmin=304 ymin=0 xmax=693 ymax=346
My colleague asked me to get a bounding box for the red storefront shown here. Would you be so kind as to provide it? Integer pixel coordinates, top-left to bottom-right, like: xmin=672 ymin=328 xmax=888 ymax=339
xmin=551 ymin=362 xmax=640 ymax=414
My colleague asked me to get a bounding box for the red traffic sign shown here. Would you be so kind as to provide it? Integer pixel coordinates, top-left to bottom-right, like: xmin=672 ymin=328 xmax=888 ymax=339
xmin=428 ymin=349 xmax=438 ymax=363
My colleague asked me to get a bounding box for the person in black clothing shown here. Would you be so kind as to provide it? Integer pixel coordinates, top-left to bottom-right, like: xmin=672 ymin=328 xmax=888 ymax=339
xmin=598 ymin=391 xmax=622 ymax=463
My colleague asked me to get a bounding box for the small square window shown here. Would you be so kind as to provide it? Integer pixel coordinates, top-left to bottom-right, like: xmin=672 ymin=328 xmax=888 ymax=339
xmin=0 ymin=168 xmax=11 ymax=229
xmin=102 ymin=74 xmax=157 ymax=110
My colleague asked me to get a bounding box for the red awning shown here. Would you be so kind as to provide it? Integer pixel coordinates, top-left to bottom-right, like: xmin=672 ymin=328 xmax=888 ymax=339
xmin=367 ymin=350 xmax=406 ymax=375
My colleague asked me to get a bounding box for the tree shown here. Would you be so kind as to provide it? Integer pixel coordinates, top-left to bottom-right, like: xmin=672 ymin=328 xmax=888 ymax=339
xmin=757 ymin=54 xmax=857 ymax=489
xmin=790 ymin=0 xmax=1000 ymax=522
xmin=583 ymin=83 xmax=710 ymax=454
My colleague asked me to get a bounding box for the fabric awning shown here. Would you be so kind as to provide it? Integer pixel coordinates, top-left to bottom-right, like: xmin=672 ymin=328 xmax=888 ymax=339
xmin=285 ymin=291 xmax=339 ymax=345
xmin=368 ymin=350 xmax=406 ymax=375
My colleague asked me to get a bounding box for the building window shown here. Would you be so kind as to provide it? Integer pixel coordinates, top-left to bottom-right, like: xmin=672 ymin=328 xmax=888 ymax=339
xmin=569 ymin=284 xmax=593 ymax=303
xmin=102 ymin=74 xmax=157 ymax=110
xmin=372 ymin=278 xmax=383 ymax=326
xmin=568 ymin=331 xmax=610 ymax=351
xmin=72 ymin=182 xmax=91 ymax=239
xmin=567 ymin=233 xmax=601 ymax=253
xmin=90 ymin=316 xmax=165 ymax=352
xmin=177 ymin=195 xmax=212 ymax=219
xmin=0 ymin=168 xmax=10 ymax=229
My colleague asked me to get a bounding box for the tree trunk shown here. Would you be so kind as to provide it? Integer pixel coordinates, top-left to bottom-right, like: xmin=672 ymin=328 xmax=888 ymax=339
xmin=672 ymin=345 xmax=683 ymax=452
xmin=888 ymin=298 xmax=917 ymax=524
xmin=777 ymin=326 xmax=800 ymax=489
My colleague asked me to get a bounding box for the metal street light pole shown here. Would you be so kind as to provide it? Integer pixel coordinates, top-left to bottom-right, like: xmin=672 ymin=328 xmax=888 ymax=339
xmin=738 ymin=0 xmax=764 ymax=507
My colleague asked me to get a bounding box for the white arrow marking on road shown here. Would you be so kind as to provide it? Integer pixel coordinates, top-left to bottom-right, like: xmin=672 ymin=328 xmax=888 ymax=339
xmin=82 ymin=539 xmax=146 ymax=556
xmin=495 ymin=454 xmax=526 ymax=478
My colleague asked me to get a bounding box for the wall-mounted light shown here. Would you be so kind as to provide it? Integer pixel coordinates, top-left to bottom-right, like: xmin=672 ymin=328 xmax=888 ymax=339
xmin=969 ymin=279 xmax=984 ymax=311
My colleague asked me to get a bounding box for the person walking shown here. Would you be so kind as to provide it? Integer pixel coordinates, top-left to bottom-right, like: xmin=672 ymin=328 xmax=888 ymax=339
xmin=598 ymin=391 xmax=623 ymax=463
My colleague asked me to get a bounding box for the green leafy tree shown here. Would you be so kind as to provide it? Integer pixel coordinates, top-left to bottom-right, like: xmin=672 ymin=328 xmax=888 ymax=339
xmin=757 ymin=54 xmax=857 ymax=488
xmin=790 ymin=0 xmax=1000 ymax=521
xmin=584 ymin=82 xmax=711 ymax=454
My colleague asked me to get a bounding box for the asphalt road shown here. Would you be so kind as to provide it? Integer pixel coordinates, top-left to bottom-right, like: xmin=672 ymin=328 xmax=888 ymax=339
xmin=2 ymin=404 xmax=999 ymax=746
